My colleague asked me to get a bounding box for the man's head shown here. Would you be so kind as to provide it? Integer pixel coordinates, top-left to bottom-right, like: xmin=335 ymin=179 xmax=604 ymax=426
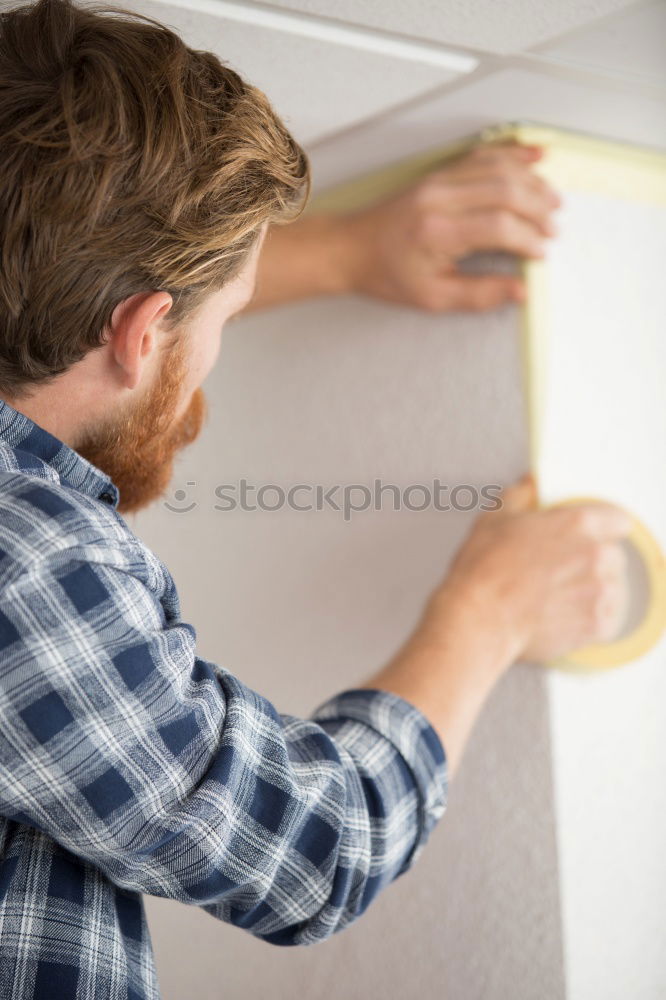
xmin=0 ymin=0 xmax=310 ymax=512
xmin=74 ymin=225 xmax=267 ymax=512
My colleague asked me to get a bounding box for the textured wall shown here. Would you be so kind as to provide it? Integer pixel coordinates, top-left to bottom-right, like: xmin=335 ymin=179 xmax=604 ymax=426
xmin=132 ymin=287 xmax=565 ymax=999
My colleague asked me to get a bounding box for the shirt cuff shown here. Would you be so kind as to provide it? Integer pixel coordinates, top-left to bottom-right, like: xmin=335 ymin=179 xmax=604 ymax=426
xmin=310 ymin=687 xmax=448 ymax=870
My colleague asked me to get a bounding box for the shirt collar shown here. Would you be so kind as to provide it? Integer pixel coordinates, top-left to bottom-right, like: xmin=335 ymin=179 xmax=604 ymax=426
xmin=0 ymin=398 xmax=120 ymax=508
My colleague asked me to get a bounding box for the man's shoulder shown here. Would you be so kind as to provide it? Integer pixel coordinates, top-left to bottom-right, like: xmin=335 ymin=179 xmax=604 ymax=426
xmin=0 ymin=439 xmax=62 ymax=488
xmin=0 ymin=443 xmax=177 ymax=610
xmin=0 ymin=450 xmax=142 ymax=581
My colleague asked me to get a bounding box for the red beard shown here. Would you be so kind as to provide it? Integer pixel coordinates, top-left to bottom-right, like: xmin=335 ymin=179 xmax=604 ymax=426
xmin=76 ymin=339 xmax=207 ymax=514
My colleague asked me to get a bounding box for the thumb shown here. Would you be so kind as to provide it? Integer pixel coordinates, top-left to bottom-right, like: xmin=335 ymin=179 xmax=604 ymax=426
xmin=438 ymin=274 xmax=524 ymax=312
xmin=495 ymin=473 xmax=538 ymax=515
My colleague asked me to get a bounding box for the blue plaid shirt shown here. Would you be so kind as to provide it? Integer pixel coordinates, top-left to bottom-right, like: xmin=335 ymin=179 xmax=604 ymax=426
xmin=0 ymin=398 xmax=448 ymax=1000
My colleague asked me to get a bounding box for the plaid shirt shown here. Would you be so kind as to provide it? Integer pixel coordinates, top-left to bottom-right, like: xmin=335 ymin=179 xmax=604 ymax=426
xmin=0 ymin=398 xmax=448 ymax=1000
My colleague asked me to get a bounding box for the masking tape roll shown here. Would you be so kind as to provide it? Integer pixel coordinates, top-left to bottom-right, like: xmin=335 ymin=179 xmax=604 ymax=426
xmin=543 ymin=496 xmax=666 ymax=672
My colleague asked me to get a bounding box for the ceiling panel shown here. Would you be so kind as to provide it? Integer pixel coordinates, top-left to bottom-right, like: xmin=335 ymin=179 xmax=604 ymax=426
xmin=306 ymin=67 xmax=666 ymax=196
xmin=534 ymin=0 xmax=666 ymax=90
xmin=251 ymin=0 xmax=639 ymax=56
xmin=104 ymin=0 xmax=472 ymax=144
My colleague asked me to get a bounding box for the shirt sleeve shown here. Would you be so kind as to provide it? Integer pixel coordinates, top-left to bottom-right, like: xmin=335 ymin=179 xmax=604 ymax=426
xmin=0 ymin=541 xmax=448 ymax=946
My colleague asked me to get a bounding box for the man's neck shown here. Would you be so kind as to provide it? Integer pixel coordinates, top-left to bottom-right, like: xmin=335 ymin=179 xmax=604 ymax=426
xmin=3 ymin=390 xmax=78 ymax=448
xmin=2 ymin=347 xmax=117 ymax=450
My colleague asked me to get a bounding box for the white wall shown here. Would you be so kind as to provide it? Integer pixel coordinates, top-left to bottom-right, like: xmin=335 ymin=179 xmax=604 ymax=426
xmin=537 ymin=188 xmax=666 ymax=1000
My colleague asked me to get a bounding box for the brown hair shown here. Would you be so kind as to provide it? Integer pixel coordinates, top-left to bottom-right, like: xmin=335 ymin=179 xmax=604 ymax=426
xmin=0 ymin=0 xmax=311 ymax=396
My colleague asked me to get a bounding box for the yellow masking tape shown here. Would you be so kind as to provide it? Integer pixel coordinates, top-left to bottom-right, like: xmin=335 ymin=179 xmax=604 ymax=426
xmin=542 ymin=497 xmax=666 ymax=672
xmin=306 ymin=121 xmax=666 ymax=217
xmin=515 ymin=125 xmax=666 ymax=670
xmin=310 ymin=121 xmax=666 ymax=669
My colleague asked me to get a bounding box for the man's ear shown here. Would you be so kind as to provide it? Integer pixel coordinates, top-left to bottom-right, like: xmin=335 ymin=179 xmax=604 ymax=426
xmin=108 ymin=291 xmax=174 ymax=390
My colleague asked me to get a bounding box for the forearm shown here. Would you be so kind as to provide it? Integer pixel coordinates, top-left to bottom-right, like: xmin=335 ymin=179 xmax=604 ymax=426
xmin=358 ymin=582 xmax=519 ymax=780
xmin=240 ymin=213 xmax=359 ymax=314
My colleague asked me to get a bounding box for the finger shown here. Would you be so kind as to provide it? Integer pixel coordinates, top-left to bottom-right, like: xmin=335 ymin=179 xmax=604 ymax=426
xmin=594 ymin=540 xmax=629 ymax=580
xmin=442 ymin=209 xmax=547 ymax=258
xmin=557 ymin=582 xmax=625 ymax=645
xmin=427 ymin=160 xmax=562 ymax=210
xmin=565 ymin=538 xmax=629 ymax=587
xmin=575 ymin=576 xmax=630 ymax=642
xmin=430 ymin=274 xmax=524 ymax=311
xmin=595 ymin=588 xmax=629 ymax=642
xmin=434 ymin=178 xmax=559 ymax=237
xmin=494 ymin=473 xmax=538 ymax=515
xmin=550 ymin=502 xmax=633 ymax=541
xmin=463 ymin=142 xmax=544 ymax=167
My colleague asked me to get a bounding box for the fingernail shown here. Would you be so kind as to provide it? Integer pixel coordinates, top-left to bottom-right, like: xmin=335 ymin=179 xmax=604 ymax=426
xmin=617 ymin=512 xmax=633 ymax=534
xmin=545 ymin=220 xmax=559 ymax=237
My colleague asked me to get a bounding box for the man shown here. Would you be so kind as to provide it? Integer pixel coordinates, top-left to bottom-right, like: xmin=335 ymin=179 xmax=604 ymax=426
xmin=0 ymin=0 xmax=631 ymax=997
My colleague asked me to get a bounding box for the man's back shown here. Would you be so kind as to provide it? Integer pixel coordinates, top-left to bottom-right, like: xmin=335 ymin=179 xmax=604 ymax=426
xmin=0 ymin=399 xmax=447 ymax=1000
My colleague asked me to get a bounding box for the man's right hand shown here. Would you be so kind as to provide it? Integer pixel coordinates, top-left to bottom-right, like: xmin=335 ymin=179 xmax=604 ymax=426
xmin=427 ymin=474 xmax=633 ymax=665
xmin=360 ymin=473 xmax=634 ymax=778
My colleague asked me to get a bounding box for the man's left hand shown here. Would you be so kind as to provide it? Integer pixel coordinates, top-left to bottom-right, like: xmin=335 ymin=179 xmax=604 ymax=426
xmin=338 ymin=141 xmax=562 ymax=313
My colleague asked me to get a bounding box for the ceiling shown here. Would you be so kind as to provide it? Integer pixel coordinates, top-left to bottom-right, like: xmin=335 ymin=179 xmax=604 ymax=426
xmin=238 ymin=0 xmax=641 ymax=55
xmin=80 ymin=0 xmax=665 ymax=175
